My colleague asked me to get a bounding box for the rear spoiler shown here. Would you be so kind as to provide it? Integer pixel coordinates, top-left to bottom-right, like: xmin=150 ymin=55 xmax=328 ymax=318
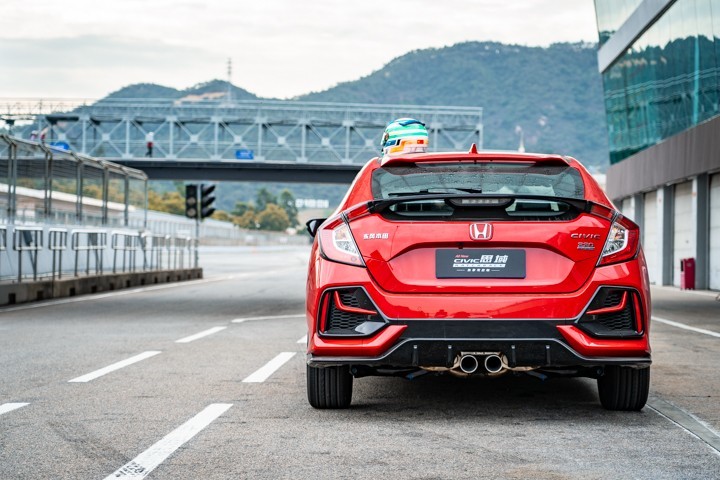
xmin=366 ymin=194 xmax=593 ymax=214
xmin=380 ymin=151 xmax=571 ymax=168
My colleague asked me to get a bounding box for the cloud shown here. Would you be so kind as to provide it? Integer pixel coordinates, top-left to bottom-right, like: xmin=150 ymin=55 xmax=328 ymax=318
xmin=0 ymin=36 xmax=225 ymax=97
xmin=0 ymin=1 xmax=598 ymax=98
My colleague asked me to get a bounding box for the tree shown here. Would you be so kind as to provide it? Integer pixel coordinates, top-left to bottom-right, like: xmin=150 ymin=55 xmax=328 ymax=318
xmin=147 ymin=190 xmax=164 ymax=211
xmin=211 ymin=210 xmax=233 ymax=222
xmin=234 ymin=210 xmax=257 ymax=229
xmin=278 ymin=189 xmax=299 ymax=227
xmin=232 ymin=201 xmax=254 ymax=217
xmin=147 ymin=189 xmax=185 ymax=215
xmin=255 ymin=188 xmax=277 ymax=212
xmin=256 ymin=204 xmax=290 ymax=231
xmin=160 ymin=191 xmax=185 ymax=215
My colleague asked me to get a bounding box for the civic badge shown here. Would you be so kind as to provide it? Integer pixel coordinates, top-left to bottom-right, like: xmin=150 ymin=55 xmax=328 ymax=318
xmin=469 ymin=223 xmax=493 ymax=240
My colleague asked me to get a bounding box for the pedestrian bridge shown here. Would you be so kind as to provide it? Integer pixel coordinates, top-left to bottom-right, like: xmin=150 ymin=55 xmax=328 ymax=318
xmin=1 ymin=98 xmax=483 ymax=181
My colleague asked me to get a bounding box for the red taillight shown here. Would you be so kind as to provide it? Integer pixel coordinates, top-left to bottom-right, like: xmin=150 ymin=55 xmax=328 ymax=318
xmin=598 ymin=214 xmax=640 ymax=266
xmin=345 ymin=202 xmax=370 ymax=221
xmin=589 ymin=203 xmax=614 ymax=221
xmin=318 ymin=215 xmax=365 ymax=267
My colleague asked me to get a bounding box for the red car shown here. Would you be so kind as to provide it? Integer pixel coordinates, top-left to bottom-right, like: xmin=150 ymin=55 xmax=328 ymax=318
xmin=305 ymin=149 xmax=651 ymax=410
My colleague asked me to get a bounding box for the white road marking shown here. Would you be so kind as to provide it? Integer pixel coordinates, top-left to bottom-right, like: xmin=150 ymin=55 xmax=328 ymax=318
xmin=232 ymin=314 xmax=304 ymax=323
xmin=648 ymin=397 xmax=720 ymax=456
xmin=297 ymin=334 xmax=307 ymax=344
xmin=69 ymin=351 xmax=161 ymax=383
xmin=0 ymin=403 xmax=29 ymax=416
xmin=104 ymin=403 xmax=232 ymax=479
xmin=175 ymin=326 xmax=227 ymax=344
xmin=652 ymin=316 xmax=720 ymax=338
xmin=242 ymin=352 xmax=297 ymax=383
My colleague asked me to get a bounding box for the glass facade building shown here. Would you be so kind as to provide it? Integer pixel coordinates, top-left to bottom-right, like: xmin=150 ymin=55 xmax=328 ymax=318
xmin=597 ymin=0 xmax=720 ymax=163
xmin=596 ymin=0 xmax=720 ymax=290
xmin=595 ymin=0 xmax=645 ymax=45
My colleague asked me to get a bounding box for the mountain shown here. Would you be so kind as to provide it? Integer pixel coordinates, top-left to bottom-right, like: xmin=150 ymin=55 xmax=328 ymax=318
xmin=299 ymin=41 xmax=608 ymax=170
xmin=102 ymin=80 xmax=257 ymax=102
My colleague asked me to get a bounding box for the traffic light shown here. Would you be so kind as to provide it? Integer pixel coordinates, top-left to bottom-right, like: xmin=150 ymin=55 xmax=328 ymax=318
xmin=200 ymin=184 xmax=216 ymax=219
xmin=185 ymin=184 xmax=198 ymax=219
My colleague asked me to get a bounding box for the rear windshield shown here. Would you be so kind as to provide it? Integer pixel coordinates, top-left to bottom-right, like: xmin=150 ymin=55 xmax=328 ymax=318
xmin=371 ymin=162 xmax=585 ymax=200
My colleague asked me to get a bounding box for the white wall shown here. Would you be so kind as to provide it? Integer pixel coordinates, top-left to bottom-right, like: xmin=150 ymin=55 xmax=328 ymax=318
xmin=621 ymin=197 xmax=635 ymax=221
xmin=673 ymin=181 xmax=694 ymax=287
xmin=710 ymin=173 xmax=720 ymax=290
xmin=643 ymin=191 xmax=659 ymax=284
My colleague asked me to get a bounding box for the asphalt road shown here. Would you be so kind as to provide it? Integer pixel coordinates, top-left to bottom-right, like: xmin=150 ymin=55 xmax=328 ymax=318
xmin=1 ymin=245 xmax=719 ymax=479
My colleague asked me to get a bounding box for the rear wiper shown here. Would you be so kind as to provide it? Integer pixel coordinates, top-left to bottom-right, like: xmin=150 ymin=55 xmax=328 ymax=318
xmin=387 ymin=187 xmax=483 ymax=196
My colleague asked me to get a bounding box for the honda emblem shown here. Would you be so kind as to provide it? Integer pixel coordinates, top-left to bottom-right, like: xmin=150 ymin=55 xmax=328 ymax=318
xmin=469 ymin=223 xmax=493 ymax=240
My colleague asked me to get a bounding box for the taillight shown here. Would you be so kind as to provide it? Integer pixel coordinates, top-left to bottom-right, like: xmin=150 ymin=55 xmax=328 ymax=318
xmin=598 ymin=214 xmax=639 ymax=266
xmin=318 ymin=216 xmax=366 ymax=267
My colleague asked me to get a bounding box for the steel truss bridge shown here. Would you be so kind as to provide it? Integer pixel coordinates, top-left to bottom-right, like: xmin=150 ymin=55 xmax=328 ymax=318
xmin=0 ymin=98 xmax=483 ymax=183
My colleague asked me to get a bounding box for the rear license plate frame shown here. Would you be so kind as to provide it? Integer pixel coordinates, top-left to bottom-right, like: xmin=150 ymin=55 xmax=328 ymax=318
xmin=435 ymin=249 xmax=527 ymax=279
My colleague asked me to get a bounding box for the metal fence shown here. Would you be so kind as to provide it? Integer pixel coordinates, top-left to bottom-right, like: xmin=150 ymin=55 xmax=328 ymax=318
xmin=0 ymin=223 xmax=196 ymax=282
xmin=1 ymin=134 xmax=148 ymax=226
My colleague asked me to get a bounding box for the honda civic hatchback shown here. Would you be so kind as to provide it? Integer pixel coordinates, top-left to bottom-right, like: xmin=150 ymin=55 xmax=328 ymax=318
xmin=305 ymin=148 xmax=651 ymax=410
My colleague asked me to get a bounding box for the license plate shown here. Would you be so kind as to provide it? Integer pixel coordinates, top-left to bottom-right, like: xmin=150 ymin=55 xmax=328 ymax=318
xmin=436 ymin=249 xmax=526 ymax=278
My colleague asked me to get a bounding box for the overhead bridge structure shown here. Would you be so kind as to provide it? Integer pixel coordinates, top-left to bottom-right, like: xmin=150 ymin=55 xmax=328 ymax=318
xmin=1 ymin=98 xmax=483 ymax=183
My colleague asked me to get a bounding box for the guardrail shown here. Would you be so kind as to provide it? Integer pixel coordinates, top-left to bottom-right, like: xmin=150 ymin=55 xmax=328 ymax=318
xmin=0 ymin=224 xmax=197 ymax=283
xmin=72 ymin=229 xmax=107 ymax=277
xmin=13 ymin=226 xmax=43 ymax=282
xmin=48 ymin=228 xmax=68 ymax=279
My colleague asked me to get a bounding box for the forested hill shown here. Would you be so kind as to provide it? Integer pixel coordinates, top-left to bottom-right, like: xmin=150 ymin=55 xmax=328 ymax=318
xmin=300 ymin=41 xmax=608 ymax=169
xmin=102 ymin=80 xmax=258 ymax=102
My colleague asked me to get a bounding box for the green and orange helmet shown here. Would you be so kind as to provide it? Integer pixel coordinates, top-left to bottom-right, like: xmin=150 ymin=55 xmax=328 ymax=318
xmin=381 ymin=118 xmax=429 ymax=156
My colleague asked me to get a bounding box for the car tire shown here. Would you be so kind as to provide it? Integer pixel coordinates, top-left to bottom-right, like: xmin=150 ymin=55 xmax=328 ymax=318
xmin=307 ymin=364 xmax=353 ymax=409
xmin=597 ymin=366 xmax=650 ymax=411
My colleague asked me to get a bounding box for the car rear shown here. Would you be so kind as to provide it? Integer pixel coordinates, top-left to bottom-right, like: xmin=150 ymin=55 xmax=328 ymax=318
xmin=305 ymin=151 xmax=651 ymax=411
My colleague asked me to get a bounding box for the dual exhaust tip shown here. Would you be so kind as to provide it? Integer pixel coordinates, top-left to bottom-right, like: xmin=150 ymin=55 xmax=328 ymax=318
xmin=459 ymin=354 xmax=504 ymax=374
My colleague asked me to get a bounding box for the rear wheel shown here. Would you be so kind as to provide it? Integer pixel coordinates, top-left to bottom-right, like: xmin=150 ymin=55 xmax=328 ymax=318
xmin=597 ymin=366 xmax=650 ymax=411
xmin=307 ymin=364 xmax=353 ymax=409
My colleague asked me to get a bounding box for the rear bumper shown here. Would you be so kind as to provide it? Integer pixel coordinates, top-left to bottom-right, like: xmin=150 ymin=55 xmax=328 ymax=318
xmin=307 ymin=254 xmax=652 ymax=367
xmin=307 ymin=319 xmax=651 ymax=368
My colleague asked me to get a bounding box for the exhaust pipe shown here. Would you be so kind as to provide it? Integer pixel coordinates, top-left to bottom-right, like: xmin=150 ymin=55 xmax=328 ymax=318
xmin=459 ymin=354 xmax=479 ymax=374
xmin=484 ymin=354 xmax=504 ymax=374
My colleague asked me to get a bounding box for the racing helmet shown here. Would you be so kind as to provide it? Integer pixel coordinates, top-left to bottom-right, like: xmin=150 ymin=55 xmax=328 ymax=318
xmin=381 ymin=118 xmax=429 ymax=156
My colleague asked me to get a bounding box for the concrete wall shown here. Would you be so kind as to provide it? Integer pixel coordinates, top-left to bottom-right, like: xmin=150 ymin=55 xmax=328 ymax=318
xmin=0 ymin=268 xmax=202 ymax=307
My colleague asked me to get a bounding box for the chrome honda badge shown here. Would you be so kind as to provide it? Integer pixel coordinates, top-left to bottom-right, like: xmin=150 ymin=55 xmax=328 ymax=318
xmin=469 ymin=223 xmax=493 ymax=240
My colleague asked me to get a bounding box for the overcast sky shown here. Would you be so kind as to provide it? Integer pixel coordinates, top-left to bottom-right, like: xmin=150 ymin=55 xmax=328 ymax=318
xmin=0 ymin=0 xmax=598 ymax=99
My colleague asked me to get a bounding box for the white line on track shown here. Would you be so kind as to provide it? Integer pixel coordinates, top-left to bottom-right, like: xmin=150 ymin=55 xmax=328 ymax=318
xmin=652 ymin=316 xmax=720 ymax=338
xmin=242 ymin=352 xmax=297 ymax=383
xmin=69 ymin=351 xmax=161 ymax=383
xmin=297 ymin=334 xmax=307 ymax=344
xmin=0 ymin=403 xmax=29 ymax=416
xmin=175 ymin=326 xmax=227 ymax=344
xmin=232 ymin=314 xmax=304 ymax=323
xmin=647 ymin=397 xmax=720 ymax=456
xmin=104 ymin=403 xmax=232 ymax=479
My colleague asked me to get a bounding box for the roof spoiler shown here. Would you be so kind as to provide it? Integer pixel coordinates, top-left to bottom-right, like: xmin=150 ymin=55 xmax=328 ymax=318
xmin=380 ymin=149 xmax=570 ymax=167
xmin=367 ymin=193 xmax=592 ymax=214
